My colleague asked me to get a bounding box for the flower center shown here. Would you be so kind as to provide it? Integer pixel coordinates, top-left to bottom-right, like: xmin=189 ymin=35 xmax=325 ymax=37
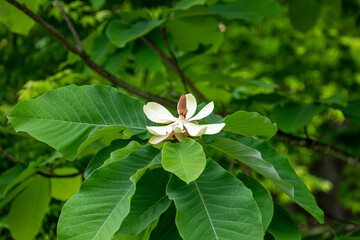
xmin=177 ymin=94 xmax=188 ymax=118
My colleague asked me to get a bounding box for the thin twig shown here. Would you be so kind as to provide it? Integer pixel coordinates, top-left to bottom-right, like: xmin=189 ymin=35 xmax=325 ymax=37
xmin=161 ymin=27 xmax=189 ymax=92
xmin=5 ymin=0 xmax=176 ymax=109
xmin=236 ymin=160 xmax=253 ymax=177
xmin=37 ymin=170 xmax=83 ymax=178
xmin=346 ymin=224 xmax=360 ymax=236
xmin=0 ymin=146 xmax=20 ymax=164
xmin=228 ymin=158 xmax=235 ymax=173
xmin=275 ymin=130 xmax=360 ymax=167
xmin=54 ymin=0 xmax=84 ymax=53
xmin=141 ymin=36 xmax=208 ymax=103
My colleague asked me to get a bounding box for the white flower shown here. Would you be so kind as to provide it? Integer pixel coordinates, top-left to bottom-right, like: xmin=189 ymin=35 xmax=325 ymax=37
xmin=143 ymin=94 xmax=225 ymax=144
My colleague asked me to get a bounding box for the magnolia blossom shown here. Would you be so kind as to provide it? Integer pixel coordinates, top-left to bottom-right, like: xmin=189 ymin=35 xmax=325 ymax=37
xmin=143 ymin=94 xmax=225 ymax=144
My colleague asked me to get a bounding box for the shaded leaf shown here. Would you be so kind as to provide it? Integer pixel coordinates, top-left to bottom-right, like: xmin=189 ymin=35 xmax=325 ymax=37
xmin=289 ymin=0 xmax=321 ymax=32
xmin=267 ymin=204 xmax=301 ymax=240
xmin=8 ymin=176 xmax=50 ymax=240
xmin=174 ymin=0 xmax=206 ymax=10
xmin=272 ymin=103 xmax=323 ymax=132
xmin=167 ymin=159 xmax=264 ymax=240
xmin=0 ymin=165 xmax=25 ymax=199
xmin=320 ymin=93 xmax=348 ymax=107
xmin=116 ymin=168 xmax=171 ymax=236
xmin=106 ymin=19 xmax=166 ymax=48
xmin=57 ymin=146 xmax=160 ymax=240
xmin=8 ymin=85 xmax=152 ymax=160
xmin=208 ymin=0 xmax=281 ymax=22
xmin=149 ymin=203 xmax=182 ymax=240
xmin=162 ymin=138 xmax=206 ymax=184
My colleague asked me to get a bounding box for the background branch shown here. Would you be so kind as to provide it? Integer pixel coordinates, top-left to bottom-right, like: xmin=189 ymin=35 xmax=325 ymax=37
xmin=0 ymin=146 xmax=19 ymax=164
xmin=54 ymin=0 xmax=84 ymax=53
xmin=5 ymin=0 xmax=176 ymax=109
xmin=141 ymin=36 xmax=208 ymax=103
xmin=5 ymin=0 xmax=359 ymax=165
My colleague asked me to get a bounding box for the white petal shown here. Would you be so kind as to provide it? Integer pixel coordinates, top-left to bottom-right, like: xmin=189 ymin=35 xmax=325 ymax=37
xmin=184 ymin=122 xmax=207 ymax=137
xmin=185 ymin=94 xmax=197 ymax=119
xmin=174 ymin=132 xmax=187 ymax=142
xmin=149 ymin=133 xmax=172 ymax=145
xmin=147 ymin=124 xmax=173 ymax=136
xmin=188 ymin=102 xmax=214 ymax=121
xmin=143 ymin=102 xmax=176 ymax=124
xmin=203 ymin=123 xmax=226 ymax=135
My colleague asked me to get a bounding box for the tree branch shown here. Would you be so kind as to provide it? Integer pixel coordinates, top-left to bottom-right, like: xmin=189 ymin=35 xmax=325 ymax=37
xmin=161 ymin=27 xmax=189 ymax=93
xmin=275 ymin=130 xmax=360 ymax=167
xmin=140 ymin=36 xmax=208 ymax=103
xmin=37 ymin=170 xmax=83 ymax=178
xmin=54 ymin=0 xmax=84 ymax=53
xmin=5 ymin=0 xmax=176 ymax=109
xmin=0 ymin=146 xmax=20 ymax=164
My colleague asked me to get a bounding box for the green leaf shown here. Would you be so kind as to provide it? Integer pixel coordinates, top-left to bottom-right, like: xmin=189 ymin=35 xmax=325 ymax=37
xmin=106 ymin=141 xmax=144 ymax=164
xmin=115 ymin=168 xmax=171 ymax=236
xmin=166 ymin=16 xmax=223 ymax=52
xmin=149 ymin=203 xmax=182 ymax=240
xmin=235 ymin=137 xmax=324 ymax=223
xmin=89 ymin=0 xmax=106 ymax=10
xmin=238 ymin=173 xmax=273 ymax=232
xmin=0 ymin=165 xmax=25 ymax=199
xmin=8 ymin=85 xmax=152 ymax=160
xmin=209 ymin=137 xmax=294 ymax=198
xmin=224 ymin=110 xmax=278 ymax=139
xmin=0 ymin=0 xmax=40 ymax=36
xmin=0 ymin=177 xmax=35 ymax=210
xmin=57 ymin=146 xmax=160 ymax=240
xmin=106 ymin=19 xmax=166 ymax=48
xmin=8 ymin=176 xmax=50 ymax=240
xmin=174 ymin=0 xmax=206 ymax=10
xmin=208 ymin=0 xmax=281 ymax=22
xmin=162 ymin=138 xmax=206 ymax=184
xmin=113 ymin=220 xmax=159 ymax=240
xmin=167 ymin=159 xmax=264 ymax=240
xmin=320 ymin=93 xmax=348 ymax=107
xmin=340 ymin=99 xmax=360 ymax=125
xmin=272 ymin=103 xmax=323 ymax=132
xmin=289 ymin=0 xmax=321 ymax=32
xmin=50 ymin=168 xmax=82 ymax=201
xmin=84 ymin=139 xmax=133 ymax=179
xmin=267 ymin=204 xmax=301 ymax=240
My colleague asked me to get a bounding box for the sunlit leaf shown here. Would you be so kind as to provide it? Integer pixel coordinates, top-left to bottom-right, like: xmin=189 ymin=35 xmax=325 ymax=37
xmin=162 ymin=138 xmax=206 ymax=184
xmin=167 ymin=159 xmax=264 ymax=240
xmin=50 ymin=167 xmax=82 ymax=201
xmin=8 ymin=176 xmax=50 ymax=240
xmin=8 ymin=85 xmax=152 ymax=160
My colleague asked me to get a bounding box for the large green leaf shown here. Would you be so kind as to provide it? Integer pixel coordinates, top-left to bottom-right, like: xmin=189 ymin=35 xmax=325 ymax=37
xmin=162 ymin=138 xmax=206 ymax=184
xmin=267 ymin=204 xmax=301 ymax=240
xmin=8 ymin=85 xmax=152 ymax=160
xmin=57 ymin=146 xmax=160 ymax=240
xmin=89 ymin=0 xmax=106 ymax=10
xmin=167 ymin=159 xmax=263 ymax=240
xmin=224 ymin=110 xmax=277 ymax=139
xmin=115 ymin=168 xmax=171 ymax=236
xmin=238 ymin=173 xmax=273 ymax=232
xmin=174 ymin=0 xmax=206 ymax=10
xmin=8 ymin=176 xmax=50 ymax=240
xmin=106 ymin=19 xmax=166 ymax=48
xmin=235 ymin=137 xmax=324 ymax=223
xmin=209 ymin=137 xmax=294 ymax=198
xmin=149 ymin=203 xmax=182 ymax=240
xmin=166 ymin=16 xmax=223 ymax=52
xmin=0 ymin=0 xmax=40 ymax=36
xmin=272 ymin=103 xmax=323 ymax=132
xmin=208 ymin=0 xmax=281 ymax=22
xmin=289 ymin=0 xmax=321 ymax=32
